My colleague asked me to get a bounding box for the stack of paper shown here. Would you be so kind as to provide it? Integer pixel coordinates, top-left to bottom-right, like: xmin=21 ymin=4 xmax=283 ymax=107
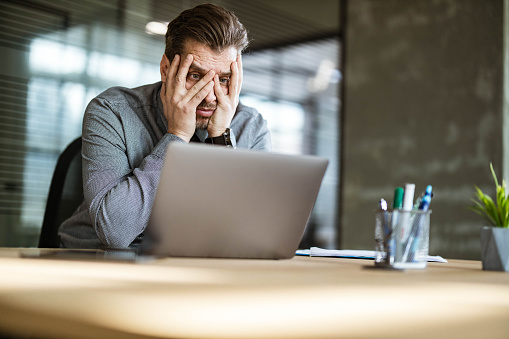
xmin=296 ymin=247 xmax=447 ymax=263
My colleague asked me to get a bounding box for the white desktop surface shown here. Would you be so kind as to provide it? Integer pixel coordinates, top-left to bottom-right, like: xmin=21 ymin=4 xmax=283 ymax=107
xmin=0 ymin=248 xmax=508 ymax=339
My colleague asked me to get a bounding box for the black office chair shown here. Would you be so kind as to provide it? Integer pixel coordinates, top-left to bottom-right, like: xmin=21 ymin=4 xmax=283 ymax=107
xmin=39 ymin=137 xmax=83 ymax=248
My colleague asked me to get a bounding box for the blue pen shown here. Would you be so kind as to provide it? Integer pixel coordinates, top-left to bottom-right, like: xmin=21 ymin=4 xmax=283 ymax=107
xmin=418 ymin=185 xmax=432 ymax=211
xmin=403 ymin=186 xmax=432 ymax=262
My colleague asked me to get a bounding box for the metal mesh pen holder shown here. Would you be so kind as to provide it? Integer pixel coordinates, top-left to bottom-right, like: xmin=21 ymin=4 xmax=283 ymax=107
xmin=374 ymin=209 xmax=431 ymax=269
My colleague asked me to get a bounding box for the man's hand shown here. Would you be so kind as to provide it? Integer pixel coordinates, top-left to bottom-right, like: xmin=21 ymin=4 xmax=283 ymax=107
xmin=207 ymin=54 xmax=243 ymax=137
xmin=160 ymin=54 xmax=215 ymax=142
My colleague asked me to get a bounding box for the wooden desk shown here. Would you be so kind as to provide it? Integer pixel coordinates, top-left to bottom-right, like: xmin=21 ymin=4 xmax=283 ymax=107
xmin=0 ymin=248 xmax=508 ymax=339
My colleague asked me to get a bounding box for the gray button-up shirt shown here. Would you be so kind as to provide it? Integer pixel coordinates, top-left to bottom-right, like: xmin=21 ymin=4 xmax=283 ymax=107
xmin=59 ymin=82 xmax=271 ymax=249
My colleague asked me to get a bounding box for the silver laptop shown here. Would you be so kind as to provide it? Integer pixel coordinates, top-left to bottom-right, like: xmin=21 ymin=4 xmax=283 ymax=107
xmin=141 ymin=142 xmax=328 ymax=259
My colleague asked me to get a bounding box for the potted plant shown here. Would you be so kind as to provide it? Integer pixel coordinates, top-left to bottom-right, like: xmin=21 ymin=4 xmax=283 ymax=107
xmin=471 ymin=163 xmax=509 ymax=271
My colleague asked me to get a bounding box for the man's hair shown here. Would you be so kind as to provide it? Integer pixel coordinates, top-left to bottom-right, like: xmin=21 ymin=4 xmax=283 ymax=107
xmin=164 ymin=3 xmax=249 ymax=60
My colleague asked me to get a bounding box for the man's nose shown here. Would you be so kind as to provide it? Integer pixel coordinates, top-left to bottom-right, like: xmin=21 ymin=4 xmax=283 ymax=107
xmin=204 ymin=86 xmax=216 ymax=103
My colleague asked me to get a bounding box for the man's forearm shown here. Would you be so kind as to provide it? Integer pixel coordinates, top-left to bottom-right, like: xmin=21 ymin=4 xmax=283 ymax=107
xmin=83 ymin=111 xmax=182 ymax=248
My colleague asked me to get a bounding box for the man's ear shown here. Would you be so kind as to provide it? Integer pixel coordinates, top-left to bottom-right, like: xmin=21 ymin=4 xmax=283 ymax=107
xmin=160 ymin=54 xmax=169 ymax=82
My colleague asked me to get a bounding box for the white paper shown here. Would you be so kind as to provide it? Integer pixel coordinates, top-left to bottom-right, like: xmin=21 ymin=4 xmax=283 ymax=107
xmin=296 ymin=247 xmax=448 ymax=263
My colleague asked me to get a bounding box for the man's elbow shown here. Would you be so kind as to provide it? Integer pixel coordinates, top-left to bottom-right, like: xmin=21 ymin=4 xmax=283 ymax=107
xmin=94 ymin=215 xmax=134 ymax=248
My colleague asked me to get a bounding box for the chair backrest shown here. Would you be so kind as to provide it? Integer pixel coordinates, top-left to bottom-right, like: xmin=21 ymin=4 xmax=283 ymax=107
xmin=39 ymin=137 xmax=83 ymax=248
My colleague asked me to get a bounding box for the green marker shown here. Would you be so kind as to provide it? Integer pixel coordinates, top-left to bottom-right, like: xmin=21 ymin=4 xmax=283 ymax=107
xmin=392 ymin=187 xmax=404 ymax=210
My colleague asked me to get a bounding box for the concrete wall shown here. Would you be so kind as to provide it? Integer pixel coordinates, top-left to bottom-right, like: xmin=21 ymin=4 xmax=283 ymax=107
xmin=341 ymin=0 xmax=504 ymax=259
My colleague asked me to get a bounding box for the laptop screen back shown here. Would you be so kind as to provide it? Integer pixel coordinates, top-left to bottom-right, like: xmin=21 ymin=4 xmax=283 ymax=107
xmin=142 ymin=143 xmax=328 ymax=259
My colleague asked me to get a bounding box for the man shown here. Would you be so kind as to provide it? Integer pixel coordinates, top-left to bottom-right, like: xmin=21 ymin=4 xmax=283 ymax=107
xmin=59 ymin=3 xmax=271 ymax=249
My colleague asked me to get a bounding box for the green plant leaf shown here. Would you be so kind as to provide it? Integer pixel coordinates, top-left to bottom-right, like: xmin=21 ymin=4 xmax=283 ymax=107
xmin=472 ymin=163 xmax=509 ymax=228
xmin=472 ymin=186 xmax=500 ymax=226
xmin=469 ymin=202 xmax=498 ymax=226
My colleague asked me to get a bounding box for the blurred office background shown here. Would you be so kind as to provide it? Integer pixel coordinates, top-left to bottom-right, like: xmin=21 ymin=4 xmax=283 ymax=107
xmin=0 ymin=0 xmax=340 ymax=250
xmin=0 ymin=0 xmax=505 ymax=260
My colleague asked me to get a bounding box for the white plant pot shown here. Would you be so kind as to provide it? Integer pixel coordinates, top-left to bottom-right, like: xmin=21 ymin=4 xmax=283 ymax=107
xmin=480 ymin=226 xmax=509 ymax=271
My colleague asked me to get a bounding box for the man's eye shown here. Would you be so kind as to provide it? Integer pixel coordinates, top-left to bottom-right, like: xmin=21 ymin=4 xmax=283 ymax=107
xmin=188 ymin=74 xmax=201 ymax=81
xmin=219 ymin=77 xmax=230 ymax=85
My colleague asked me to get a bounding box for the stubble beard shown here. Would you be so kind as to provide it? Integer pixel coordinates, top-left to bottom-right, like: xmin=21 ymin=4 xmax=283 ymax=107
xmin=196 ymin=117 xmax=210 ymax=130
xmin=195 ymin=101 xmax=216 ymax=130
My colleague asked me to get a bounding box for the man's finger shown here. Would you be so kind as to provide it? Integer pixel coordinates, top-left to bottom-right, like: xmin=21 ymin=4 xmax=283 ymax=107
xmin=237 ymin=54 xmax=243 ymax=94
xmin=167 ymin=54 xmax=180 ymax=81
xmin=183 ymin=70 xmax=215 ymax=103
xmin=213 ymin=75 xmax=226 ymax=101
xmin=229 ymin=60 xmax=240 ymax=98
xmin=189 ymin=80 xmax=214 ymax=106
xmin=164 ymin=54 xmax=180 ymax=95
xmin=175 ymin=54 xmax=193 ymax=89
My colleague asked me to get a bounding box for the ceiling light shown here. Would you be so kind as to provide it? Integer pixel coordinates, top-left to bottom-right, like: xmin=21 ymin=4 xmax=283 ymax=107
xmin=145 ymin=21 xmax=168 ymax=35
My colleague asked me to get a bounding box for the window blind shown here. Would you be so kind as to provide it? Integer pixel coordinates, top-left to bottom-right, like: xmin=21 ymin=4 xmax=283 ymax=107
xmin=0 ymin=0 xmax=340 ymax=248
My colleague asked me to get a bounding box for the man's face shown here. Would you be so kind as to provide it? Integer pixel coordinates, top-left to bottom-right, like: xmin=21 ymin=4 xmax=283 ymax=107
xmin=180 ymin=39 xmax=238 ymax=130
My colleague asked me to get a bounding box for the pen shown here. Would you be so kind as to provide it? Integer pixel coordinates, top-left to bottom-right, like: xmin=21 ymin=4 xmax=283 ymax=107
xmin=402 ymin=183 xmax=415 ymax=212
xmin=392 ymin=187 xmax=404 ymax=209
xmin=401 ymin=183 xmax=415 ymax=236
xmin=389 ymin=187 xmax=404 ymax=265
xmin=377 ymin=199 xmax=391 ymax=262
xmin=403 ymin=185 xmax=432 ymax=262
xmin=398 ymin=183 xmax=415 ymax=262
xmin=379 ymin=198 xmax=390 ymax=234
xmin=418 ymin=185 xmax=432 ymax=211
